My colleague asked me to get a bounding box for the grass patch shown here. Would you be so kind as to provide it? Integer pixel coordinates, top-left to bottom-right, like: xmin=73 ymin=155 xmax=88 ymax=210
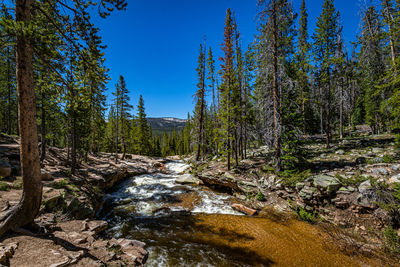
xmin=0 ymin=182 xmax=10 ymax=191
xmin=383 ymin=154 xmax=396 ymax=163
xmin=280 ymin=169 xmax=311 ymax=187
xmin=335 ymin=173 xmax=369 ymax=187
xmin=288 ymin=200 xmax=319 ymax=223
xmin=383 ymin=226 xmax=400 ymax=254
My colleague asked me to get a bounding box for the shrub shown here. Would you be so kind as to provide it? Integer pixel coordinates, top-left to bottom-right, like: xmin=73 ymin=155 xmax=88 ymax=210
xmin=0 ymin=182 xmax=10 ymax=191
xmin=297 ymin=207 xmax=317 ymax=223
xmin=383 ymin=226 xmax=400 ymax=254
xmin=383 ymin=154 xmax=396 ymax=164
xmin=256 ymin=191 xmax=265 ymax=201
xmin=280 ymin=169 xmax=311 ymax=187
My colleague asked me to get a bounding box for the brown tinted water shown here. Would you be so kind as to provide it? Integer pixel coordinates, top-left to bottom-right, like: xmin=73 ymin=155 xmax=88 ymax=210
xmin=101 ymin=161 xmax=391 ymax=266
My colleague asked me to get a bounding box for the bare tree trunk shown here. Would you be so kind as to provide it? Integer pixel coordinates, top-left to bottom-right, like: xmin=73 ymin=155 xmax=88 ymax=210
xmin=339 ymin=82 xmax=343 ymax=140
xmin=40 ymin=89 xmax=46 ymax=161
xmin=272 ymin=0 xmax=281 ymax=172
xmin=0 ymin=0 xmax=42 ymax=237
xmin=7 ymin=46 xmax=12 ymax=135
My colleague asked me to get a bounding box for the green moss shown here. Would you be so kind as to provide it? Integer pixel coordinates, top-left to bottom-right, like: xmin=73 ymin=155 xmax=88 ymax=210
xmin=0 ymin=182 xmax=10 ymax=191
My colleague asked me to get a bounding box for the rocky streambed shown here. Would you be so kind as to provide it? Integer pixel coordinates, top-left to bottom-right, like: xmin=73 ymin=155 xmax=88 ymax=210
xmin=99 ymin=161 xmax=391 ymax=266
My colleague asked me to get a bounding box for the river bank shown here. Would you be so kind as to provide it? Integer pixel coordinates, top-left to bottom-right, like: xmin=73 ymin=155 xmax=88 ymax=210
xmin=0 ymin=133 xmax=399 ymax=266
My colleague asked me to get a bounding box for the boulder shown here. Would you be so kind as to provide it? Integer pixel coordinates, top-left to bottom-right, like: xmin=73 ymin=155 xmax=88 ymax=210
xmin=372 ymin=147 xmax=384 ymax=153
xmin=312 ymin=175 xmax=341 ymax=195
xmin=335 ymin=150 xmax=345 ymax=155
xmin=67 ymin=197 xmax=94 ymax=219
xmin=231 ymin=204 xmax=257 ymax=216
xmin=299 ymin=186 xmax=319 ymax=201
xmin=388 ymin=174 xmax=400 ymax=185
xmin=371 ymin=157 xmax=384 ymax=164
xmin=358 ymin=180 xmax=372 ymax=193
xmin=0 ymin=160 xmax=11 ymax=178
xmin=372 ymin=168 xmax=389 ymax=176
xmin=41 ymin=169 xmax=53 ymax=181
xmin=295 ymin=182 xmax=305 ymax=191
xmin=175 ymin=174 xmax=199 ymax=185
xmin=238 ymin=180 xmax=258 ymax=193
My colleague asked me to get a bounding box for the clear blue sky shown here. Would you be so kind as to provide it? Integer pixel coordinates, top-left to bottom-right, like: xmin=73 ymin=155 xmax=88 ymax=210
xmin=92 ymin=0 xmax=364 ymax=119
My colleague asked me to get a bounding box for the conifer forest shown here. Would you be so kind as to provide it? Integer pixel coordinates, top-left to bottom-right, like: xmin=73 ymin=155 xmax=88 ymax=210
xmin=1 ymin=0 xmax=400 ymax=266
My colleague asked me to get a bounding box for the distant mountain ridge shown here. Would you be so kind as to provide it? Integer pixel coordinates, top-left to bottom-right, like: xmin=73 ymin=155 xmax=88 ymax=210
xmin=147 ymin=117 xmax=187 ymax=135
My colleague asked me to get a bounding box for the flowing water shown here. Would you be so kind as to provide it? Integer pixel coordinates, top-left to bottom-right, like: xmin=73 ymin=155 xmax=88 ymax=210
xmin=100 ymin=161 xmax=385 ymax=267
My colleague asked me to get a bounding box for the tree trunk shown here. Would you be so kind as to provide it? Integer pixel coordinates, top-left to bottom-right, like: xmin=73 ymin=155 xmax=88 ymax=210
xmin=0 ymin=0 xmax=42 ymax=237
xmin=272 ymin=0 xmax=281 ymax=172
xmin=339 ymin=82 xmax=343 ymax=140
xmin=40 ymin=90 xmax=46 ymax=161
xmin=7 ymin=46 xmax=12 ymax=135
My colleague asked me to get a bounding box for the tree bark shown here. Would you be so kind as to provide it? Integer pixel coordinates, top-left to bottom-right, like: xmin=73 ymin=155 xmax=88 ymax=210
xmin=40 ymin=89 xmax=46 ymax=161
xmin=0 ymin=0 xmax=43 ymax=237
xmin=272 ymin=0 xmax=281 ymax=172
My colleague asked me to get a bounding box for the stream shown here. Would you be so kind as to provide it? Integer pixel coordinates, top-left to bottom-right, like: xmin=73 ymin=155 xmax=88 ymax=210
xmin=100 ymin=161 xmax=381 ymax=266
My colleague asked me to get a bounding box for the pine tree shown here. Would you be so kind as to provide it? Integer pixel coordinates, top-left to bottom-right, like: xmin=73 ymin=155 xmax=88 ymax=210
xmin=297 ymin=0 xmax=311 ymax=135
xmin=312 ymin=0 xmax=340 ymax=148
xmin=136 ymin=95 xmax=150 ymax=155
xmin=219 ymin=8 xmax=236 ymax=170
xmin=194 ymin=44 xmax=206 ymax=161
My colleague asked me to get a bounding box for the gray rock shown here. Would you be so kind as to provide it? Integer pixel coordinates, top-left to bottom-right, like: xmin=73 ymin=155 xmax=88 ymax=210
xmin=336 ymin=150 xmax=345 ymax=155
xmin=372 ymin=168 xmax=389 ymax=176
xmin=175 ymin=174 xmax=199 ymax=185
xmin=295 ymin=182 xmax=305 ymax=191
xmin=358 ymin=180 xmax=372 ymax=193
xmin=371 ymin=157 xmax=384 ymax=164
xmin=0 ymin=160 xmax=11 ymax=178
xmin=372 ymin=147 xmax=384 ymax=153
xmin=299 ymin=186 xmax=318 ymax=201
xmin=391 ymin=164 xmax=400 ymax=171
xmin=388 ymin=174 xmax=400 ymax=184
xmin=312 ymin=175 xmax=341 ymax=195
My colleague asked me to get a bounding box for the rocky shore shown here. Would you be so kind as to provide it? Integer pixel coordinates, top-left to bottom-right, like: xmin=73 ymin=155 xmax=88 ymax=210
xmin=0 ymin=134 xmax=167 ymax=266
xmin=189 ymin=134 xmax=400 ymax=255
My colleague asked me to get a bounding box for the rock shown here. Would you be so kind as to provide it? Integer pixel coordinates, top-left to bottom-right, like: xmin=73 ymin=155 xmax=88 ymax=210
xmin=295 ymin=182 xmax=305 ymax=191
xmin=372 ymin=168 xmax=389 ymax=176
xmin=372 ymin=147 xmax=384 ymax=153
xmin=358 ymin=180 xmax=372 ymax=193
xmin=312 ymin=175 xmax=341 ymax=195
xmin=299 ymin=186 xmax=318 ymax=201
xmin=388 ymin=174 xmax=400 ymax=184
xmin=88 ymin=220 xmax=108 ymax=235
xmin=0 ymin=160 xmax=11 ymax=178
xmin=175 ymin=174 xmax=199 ymax=185
xmin=336 ymin=150 xmax=345 ymax=155
xmin=231 ymin=204 xmax=257 ymax=216
xmin=67 ymin=197 xmax=94 ymax=219
xmin=41 ymin=169 xmax=53 ymax=181
xmin=320 ymin=153 xmax=327 ymax=158
xmin=371 ymin=157 xmax=384 ymax=164
xmin=355 ymin=157 xmax=366 ymax=165
xmin=366 ymin=151 xmax=376 ymax=157
xmin=43 ymin=190 xmax=66 ymax=212
xmin=0 ymin=243 xmax=18 ymax=265
xmin=109 ymin=238 xmax=148 ymax=266
xmin=391 ymin=164 xmax=400 ymax=171
xmin=238 ymin=180 xmax=258 ymax=193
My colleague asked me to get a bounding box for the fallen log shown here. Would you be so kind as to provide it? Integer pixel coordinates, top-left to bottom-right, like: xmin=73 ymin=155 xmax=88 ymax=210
xmin=231 ymin=204 xmax=257 ymax=216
